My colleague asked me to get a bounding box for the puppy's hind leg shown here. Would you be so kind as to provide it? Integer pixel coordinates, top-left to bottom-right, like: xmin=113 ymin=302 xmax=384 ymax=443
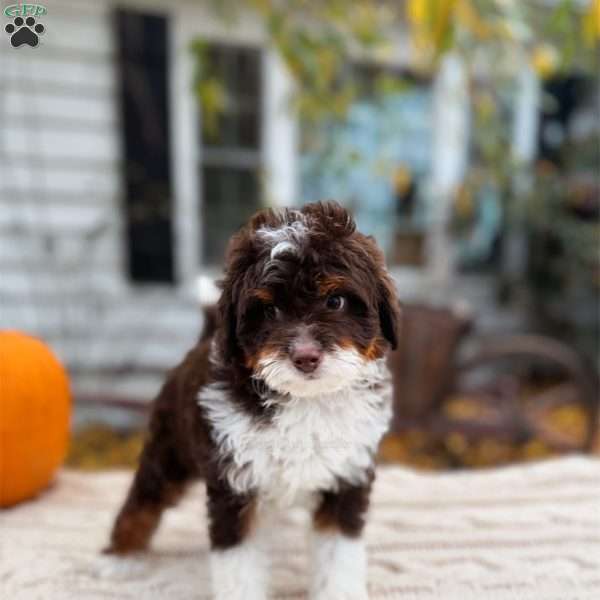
xmin=104 ymin=435 xmax=193 ymax=555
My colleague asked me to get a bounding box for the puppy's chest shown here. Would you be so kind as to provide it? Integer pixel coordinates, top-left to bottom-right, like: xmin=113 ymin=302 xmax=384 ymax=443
xmin=200 ymin=385 xmax=391 ymax=506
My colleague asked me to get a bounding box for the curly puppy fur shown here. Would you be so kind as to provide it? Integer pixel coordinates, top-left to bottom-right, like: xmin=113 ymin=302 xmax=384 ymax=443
xmin=106 ymin=201 xmax=401 ymax=600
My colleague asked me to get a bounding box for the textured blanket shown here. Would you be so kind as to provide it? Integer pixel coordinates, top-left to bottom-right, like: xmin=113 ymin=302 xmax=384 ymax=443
xmin=1 ymin=457 xmax=599 ymax=599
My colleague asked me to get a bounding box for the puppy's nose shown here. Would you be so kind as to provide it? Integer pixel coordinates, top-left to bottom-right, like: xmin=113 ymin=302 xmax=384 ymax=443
xmin=291 ymin=343 xmax=322 ymax=374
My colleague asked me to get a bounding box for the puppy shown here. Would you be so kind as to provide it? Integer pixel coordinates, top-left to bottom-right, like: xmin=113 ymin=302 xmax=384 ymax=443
xmin=106 ymin=201 xmax=400 ymax=600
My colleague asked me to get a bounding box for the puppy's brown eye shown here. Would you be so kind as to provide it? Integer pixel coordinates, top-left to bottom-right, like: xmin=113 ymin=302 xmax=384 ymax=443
xmin=326 ymin=295 xmax=345 ymax=311
xmin=264 ymin=304 xmax=280 ymax=319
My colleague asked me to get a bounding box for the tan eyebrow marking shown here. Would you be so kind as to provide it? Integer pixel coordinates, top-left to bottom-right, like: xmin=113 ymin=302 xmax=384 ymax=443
xmin=250 ymin=288 xmax=274 ymax=303
xmin=318 ymin=275 xmax=349 ymax=295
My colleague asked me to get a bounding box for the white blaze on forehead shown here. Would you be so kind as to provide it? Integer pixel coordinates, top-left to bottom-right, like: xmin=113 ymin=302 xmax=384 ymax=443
xmin=256 ymin=217 xmax=308 ymax=260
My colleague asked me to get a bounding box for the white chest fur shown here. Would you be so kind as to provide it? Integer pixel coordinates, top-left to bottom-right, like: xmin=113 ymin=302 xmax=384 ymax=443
xmin=198 ymin=366 xmax=392 ymax=507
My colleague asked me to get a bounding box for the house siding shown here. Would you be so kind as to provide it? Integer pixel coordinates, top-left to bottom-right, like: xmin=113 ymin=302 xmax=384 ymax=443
xmin=0 ymin=0 xmax=201 ymax=401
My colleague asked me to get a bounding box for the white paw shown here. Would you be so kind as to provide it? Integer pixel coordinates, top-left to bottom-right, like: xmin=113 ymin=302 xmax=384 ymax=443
xmin=210 ymin=540 xmax=268 ymax=600
xmin=309 ymin=532 xmax=368 ymax=600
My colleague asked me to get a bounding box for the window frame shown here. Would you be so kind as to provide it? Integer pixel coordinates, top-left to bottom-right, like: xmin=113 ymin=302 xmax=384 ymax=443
xmin=198 ymin=42 xmax=265 ymax=267
xmin=166 ymin=4 xmax=301 ymax=299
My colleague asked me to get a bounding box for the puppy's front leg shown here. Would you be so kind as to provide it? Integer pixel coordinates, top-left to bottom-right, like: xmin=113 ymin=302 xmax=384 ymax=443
xmin=309 ymin=483 xmax=372 ymax=600
xmin=206 ymin=477 xmax=268 ymax=600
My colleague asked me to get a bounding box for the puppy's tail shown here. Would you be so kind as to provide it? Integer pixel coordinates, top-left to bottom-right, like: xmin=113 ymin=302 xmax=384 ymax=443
xmin=200 ymin=304 xmax=219 ymax=342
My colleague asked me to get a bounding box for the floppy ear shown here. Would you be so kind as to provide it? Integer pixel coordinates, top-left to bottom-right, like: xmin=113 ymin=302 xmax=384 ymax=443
xmin=215 ymin=225 xmax=257 ymax=364
xmin=216 ymin=279 xmax=241 ymax=364
xmin=377 ymin=274 xmax=401 ymax=350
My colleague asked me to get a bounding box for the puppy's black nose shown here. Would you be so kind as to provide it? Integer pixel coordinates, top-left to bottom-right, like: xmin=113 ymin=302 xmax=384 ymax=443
xmin=291 ymin=343 xmax=322 ymax=374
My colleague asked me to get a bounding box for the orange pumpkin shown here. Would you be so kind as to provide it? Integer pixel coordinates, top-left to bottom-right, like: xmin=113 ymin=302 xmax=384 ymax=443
xmin=0 ymin=331 xmax=71 ymax=507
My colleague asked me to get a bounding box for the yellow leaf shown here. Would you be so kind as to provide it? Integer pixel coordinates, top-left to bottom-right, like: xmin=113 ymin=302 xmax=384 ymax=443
xmin=583 ymin=0 xmax=600 ymax=45
xmin=531 ymin=44 xmax=559 ymax=79
xmin=456 ymin=0 xmax=492 ymax=39
xmin=407 ymin=0 xmax=427 ymax=26
xmin=433 ymin=0 xmax=459 ymax=51
xmin=445 ymin=432 xmax=469 ymax=455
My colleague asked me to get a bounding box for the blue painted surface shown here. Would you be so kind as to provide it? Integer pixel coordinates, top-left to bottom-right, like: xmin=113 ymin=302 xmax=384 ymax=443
xmin=300 ymin=89 xmax=433 ymax=255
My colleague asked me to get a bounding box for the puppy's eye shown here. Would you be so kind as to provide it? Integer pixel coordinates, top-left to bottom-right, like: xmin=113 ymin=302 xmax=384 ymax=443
xmin=326 ymin=295 xmax=345 ymax=311
xmin=264 ymin=304 xmax=280 ymax=319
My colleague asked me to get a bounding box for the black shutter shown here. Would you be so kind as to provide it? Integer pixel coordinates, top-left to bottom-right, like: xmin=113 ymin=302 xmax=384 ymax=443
xmin=115 ymin=9 xmax=174 ymax=283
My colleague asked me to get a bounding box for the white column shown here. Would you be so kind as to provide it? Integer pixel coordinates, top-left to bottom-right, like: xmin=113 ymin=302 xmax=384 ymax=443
xmin=262 ymin=48 xmax=298 ymax=207
xmin=503 ymin=63 xmax=540 ymax=282
xmin=428 ymin=52 xmax=470 ymax=288
xmin=512 ymin=64 xmax=541 ymax=164
xmin=170 ymin=9 xmax=201 ymax=292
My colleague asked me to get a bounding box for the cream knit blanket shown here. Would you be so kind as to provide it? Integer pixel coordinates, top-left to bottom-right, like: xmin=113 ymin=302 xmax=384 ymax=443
xmin=1 ymin=457 xmax=599 ymax=599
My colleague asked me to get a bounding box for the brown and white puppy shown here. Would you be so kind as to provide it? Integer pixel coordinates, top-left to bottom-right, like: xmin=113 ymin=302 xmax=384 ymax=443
xmin=106 ymin=201 xmax=401 ymax=600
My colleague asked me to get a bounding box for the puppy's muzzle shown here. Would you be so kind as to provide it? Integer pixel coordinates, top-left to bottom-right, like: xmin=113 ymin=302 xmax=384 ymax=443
xmin=290 ymin=340 xmax=322 ymax=374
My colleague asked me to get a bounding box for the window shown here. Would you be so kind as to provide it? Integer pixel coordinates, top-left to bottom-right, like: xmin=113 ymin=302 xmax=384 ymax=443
xmin=300 ymin=63 xmax=433 ymax=266
xmin=200 ymin=44 xmax=263 ymax=265
xmin=115 ymin=9 xmax=174 ymax=284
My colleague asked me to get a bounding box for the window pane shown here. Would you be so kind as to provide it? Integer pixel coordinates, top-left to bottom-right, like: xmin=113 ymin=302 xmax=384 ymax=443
xmin=201 ymin=45 xmax=261 ymax=151
xmin=202 ymin=166 xmax=260 ymax=265
xmin=300 ymin=65 xmax=433 ymax=265
xmin=236 ymin=49 xmax=261 ymax=98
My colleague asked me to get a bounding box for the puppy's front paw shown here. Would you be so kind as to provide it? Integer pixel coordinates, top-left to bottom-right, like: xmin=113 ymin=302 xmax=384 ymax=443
xmin=309 ymin=554 xmax=369 ymax=600
xmin=210 ymin=541 xmax=269 ymax=600
xmin=309 ymin=533 xmax=369 ymax=600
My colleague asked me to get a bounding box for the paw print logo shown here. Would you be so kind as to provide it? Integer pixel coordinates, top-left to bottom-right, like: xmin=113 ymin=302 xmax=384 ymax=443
xmin=5 ymin=16 xmax=45 ymax=48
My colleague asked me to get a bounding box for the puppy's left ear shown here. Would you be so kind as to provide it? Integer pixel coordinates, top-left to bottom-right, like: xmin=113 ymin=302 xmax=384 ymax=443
xmin=377 ymin=274 xmax=401 ymax=350
xmin=216 ymin=281 xmax=241 ymax=364
xmin=215 ymin=227 xmax=253 ymax=364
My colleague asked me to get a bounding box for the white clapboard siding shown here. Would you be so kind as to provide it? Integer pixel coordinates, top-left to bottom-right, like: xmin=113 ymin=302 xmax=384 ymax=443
xmin=103 ymin=294 xmax=203 ymax=331
xmin=72 ymin=373 xmax=168 ymax=404
xmin=0 ymin=235 xmax=120 ymax=287
xmin=0 ymin=228 xmax=122 ymax=264
xmin=0 ymin=301 xmax=200 ymax=348
xmin=2 ymin=89 xmax=116 ymax=124
xmin=1 ymin=268 xmax=124 ymax=297
xmin=0 ymin=303 xmax=100 ymax=339
xmin=0 ymin=232 xmax=49 ymax=261
xmin=0 ymin=247 xmax=122 ymax=274
xmin=73 ymin=311 xmax=202 ymax=370
xmin=1 ymin=165 xmax=120 ymax=196
xmin=0 ymin=300 xmax=200 ymax=338
xmin=0 ymin=198 xmax=118 ymax=232
xmin=36 ymin=7 xmax=113 ymax=56
xmin=0 ymin=290 xmax=203 ymax=375
xmin=2 ymin=124 xmax=118 ymax=161
xmin=0 ymin=0 xmax=207 ymax=391
xmin=42 ymin=0 xmax=111 ymax=19
xmin=1 ymin=54 xmax=114 ymax=92
xmin=0 ymin=189 xmax=120 ymax=205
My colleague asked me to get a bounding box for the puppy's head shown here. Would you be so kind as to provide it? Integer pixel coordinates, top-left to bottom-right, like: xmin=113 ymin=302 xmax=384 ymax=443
xmin=216 ymin=201 xmax=400 ymax=397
